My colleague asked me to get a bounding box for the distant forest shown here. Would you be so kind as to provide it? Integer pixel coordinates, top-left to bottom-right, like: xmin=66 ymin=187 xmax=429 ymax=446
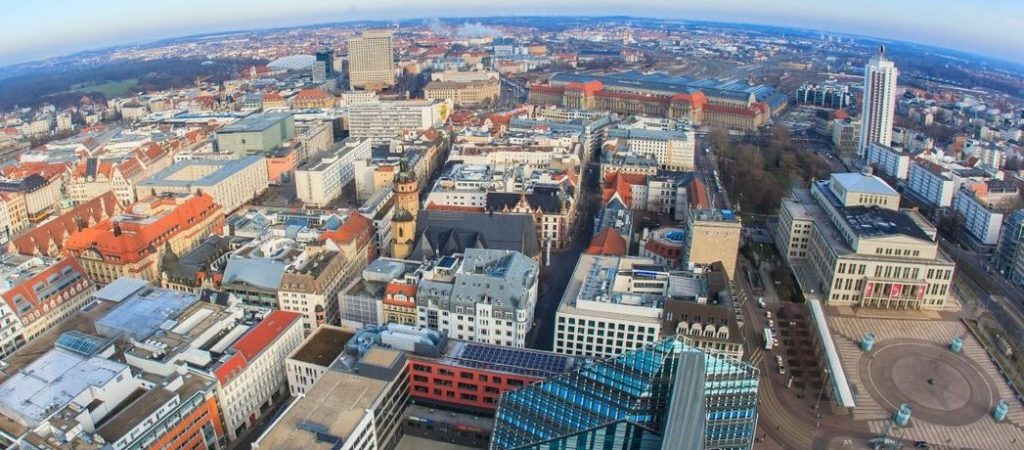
xmin=0 ymin=58 xmax=266 ymax=111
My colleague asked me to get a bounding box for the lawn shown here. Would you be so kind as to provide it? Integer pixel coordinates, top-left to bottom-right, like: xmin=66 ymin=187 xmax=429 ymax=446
xmin=71 ymin=78 xmax=139 ymax=97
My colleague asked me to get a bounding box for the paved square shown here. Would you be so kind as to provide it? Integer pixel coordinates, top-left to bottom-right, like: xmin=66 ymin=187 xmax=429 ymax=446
xmin=827 ymin=313 xmax=1024 ymax=449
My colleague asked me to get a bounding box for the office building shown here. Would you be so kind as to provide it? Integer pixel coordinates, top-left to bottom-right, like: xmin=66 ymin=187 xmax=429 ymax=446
xmin=136 ymin=156 xmax=270 ymax=213
xmin=254 ymin=342 xmax=408 ymax=450
xmin=348 ymin=99 xmax=451 ymax=145
xmin=953 ymin=181 xmax=1018 ymax=247
xmin=316 ymin=48 xmax=335 ymax=78
xmin=216 ymin=112 xmax=295 ymax=156
xmin=0 ymin=256 xmax=95 ymax=359
xmin=491 ymin=336 xmax=760 ymax=450
xmin=348 ymin=29 xmax=397 ymax=90
xmin=64 ymin=193 xmax=224 ymax=285
xmin=906 ymin=159 xmax=955 ymax=209
xmin=294 ymin=138 xmax=372 ymax=207
xmin=795 ymin=81 xmax=854 ymax=109
xmin=553 ymin=255 xmax=663 ymax=358
xmin=0 ymin=174 xmax=61 ymax=222
xmin=424 ymin=79 xmax=500 ymax=106
xmin=606 ymin=127 xmax=695 ymax=171
xmin=774 ymin=170 xmax=955 ymax=309
xmin=416 ymin=249 xmax=539 ymax=348
xmin=996 ymin=211 xmax=1024 ymax=287
xmin=858 ymin=47 xmax=899 ymax=157
xmin=552 ymin=255 xmax=743 ymax=362
xmin=865 ymin=142 xmax=910 ymax=180
xmin=687 ymin=209 xmax=742 ymax=280
xmin=831 ymin=118 xmax=861 ymax=158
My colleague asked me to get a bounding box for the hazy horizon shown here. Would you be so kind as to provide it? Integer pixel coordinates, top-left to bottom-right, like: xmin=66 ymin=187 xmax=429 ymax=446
xmin=2 ymin=1 xmax=1022 ymax=67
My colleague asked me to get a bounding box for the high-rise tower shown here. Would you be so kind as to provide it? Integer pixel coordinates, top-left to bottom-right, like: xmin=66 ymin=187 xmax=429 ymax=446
xmin=347 ymin=29 xmax=396 ymax=90
xmin=858 ymin=45 xmax=899 ymax=158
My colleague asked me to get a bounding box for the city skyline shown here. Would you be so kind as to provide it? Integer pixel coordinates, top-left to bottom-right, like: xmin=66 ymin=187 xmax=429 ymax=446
xmin=1 ymin=0 xmax=1022 ymax=67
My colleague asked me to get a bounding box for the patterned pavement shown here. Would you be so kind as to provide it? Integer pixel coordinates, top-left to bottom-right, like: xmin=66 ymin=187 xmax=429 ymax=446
xmin=827 ymin=314 xmax=1024 ymax=449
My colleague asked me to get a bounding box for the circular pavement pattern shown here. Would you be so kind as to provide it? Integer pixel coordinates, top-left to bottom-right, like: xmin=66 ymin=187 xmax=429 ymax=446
xmin=859 ymin=340 xmax=998 ymax=426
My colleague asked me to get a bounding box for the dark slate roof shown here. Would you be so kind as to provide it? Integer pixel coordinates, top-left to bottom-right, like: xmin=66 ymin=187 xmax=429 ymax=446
xmin=411 ymin=210 xmax=541 ymax=260
xmin=486 ymin=192 xmax=563 ymax=214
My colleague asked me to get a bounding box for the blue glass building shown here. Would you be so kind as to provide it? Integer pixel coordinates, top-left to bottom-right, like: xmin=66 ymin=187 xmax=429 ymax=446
xmin=490 ymin=336 xmax=759 ymax=450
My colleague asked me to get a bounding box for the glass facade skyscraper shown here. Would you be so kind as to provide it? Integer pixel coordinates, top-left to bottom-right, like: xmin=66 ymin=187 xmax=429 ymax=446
xmin=490 ymin=336 xmax=759 ymax=450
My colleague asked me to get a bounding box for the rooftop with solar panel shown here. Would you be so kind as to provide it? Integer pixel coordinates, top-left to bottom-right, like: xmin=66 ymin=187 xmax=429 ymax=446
xmin=438 ymin=341 xmax=586 ymax=378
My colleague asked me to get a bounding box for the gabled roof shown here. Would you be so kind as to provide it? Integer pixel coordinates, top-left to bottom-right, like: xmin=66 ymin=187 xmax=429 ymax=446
xmin=11 ymin=191 xmax=122 ymax=257
xmin=215 ymin=310 xmax=302 ymax=385
xmin=487 ymin=192 xmax=563 ymax=214
xmin=584 ymin=228 xmax=627 ymax=256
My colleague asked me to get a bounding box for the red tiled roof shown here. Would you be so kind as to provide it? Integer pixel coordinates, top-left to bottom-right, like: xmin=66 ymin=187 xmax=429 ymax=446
xmin=294 ymin=88 xmax=330 ymax=100
xmin=585 ymin=228 xmax=627 ymax=256
xmin=11 ymin=191 xmax=122 ymax=257
xmin=671 ymin=91 xmax=708 ymax=109
xmin=601 ymin=172 xmax=647 ymax=205
xmin=215 ymin=310 xmax=301 ymax=384
xmin=320 ymin=213 xmax=374 ymax=247
xmin=689 ymin=178 xmax=708 ymax=209
xmin=64 ymin=193 xmax=222 ymax=263
xmin=566 ymin=81 xmax=603 ymax=96
xmin=0 ymin=258 xmax=90 ymax=324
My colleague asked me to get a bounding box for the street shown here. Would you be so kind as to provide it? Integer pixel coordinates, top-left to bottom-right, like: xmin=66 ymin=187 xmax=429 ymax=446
xmin=527 ymin=160 xmax=601 ymax=350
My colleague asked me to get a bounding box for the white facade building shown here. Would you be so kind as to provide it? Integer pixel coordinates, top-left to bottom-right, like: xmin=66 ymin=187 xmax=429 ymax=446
xmin=348 ymin=99 xmax=451 ymax=145
xmin=554 ymin=255 xmax=666 ymax=358
xmin=907 ymin=160 xmax=955 ymax=208
xmin=415 ymin=249 xmax=538 ymax=348
xmin=866 ymin=143 xmax=910 ymax=180
xmin=858 ymin=48 xmax=899 ymax=157
xmin=294 ymin=138 xmax=372 ymax=207
xmin=953 ymin=187 xmax=1005 ymax=246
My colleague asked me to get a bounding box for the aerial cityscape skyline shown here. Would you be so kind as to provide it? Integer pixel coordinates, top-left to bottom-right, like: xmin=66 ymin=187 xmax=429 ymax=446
xmin=1 ymin=1 xmax=1023 ymax=66
xmin=1 ymin=9 xmax=1024 ymax=450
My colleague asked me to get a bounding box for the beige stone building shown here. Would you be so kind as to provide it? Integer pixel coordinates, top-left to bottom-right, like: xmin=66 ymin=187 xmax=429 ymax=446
xmin=424 ymin=79 xmax=500 ymax=106
xmin=64 ymin=193 xmax=224 ymax=285
xmin=774 ymin=170 xmax=955 ymax=309
xmin=135 ymin=155 xmax=269 ymax=213
xmin=348 ymin=29 xmax=396 ymax=90
xmin=687 ymin=209 xmax=742 ymax=280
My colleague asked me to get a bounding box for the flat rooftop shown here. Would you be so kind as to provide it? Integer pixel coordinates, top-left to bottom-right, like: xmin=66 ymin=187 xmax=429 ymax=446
xmin=432 ymin=341 xmax=584 ymax=378
xmin=95 ymin=284 xmax=199 ymax=341
xmin=813 ymin=181 xmax=932 ymax=241
xmin=290 ymin=327 xmax=355 ymax=367
xmin=138 ymin=156 xmax=263 ymax=188
xmin=95 ymin=373 xmax=212 ymax=443
xmin=254 ymin=370 xmax=389 ymax=450
xmin=557 ymin=254 xmax=664 ymax=323
xmin=0 ymin=348 xmax=128 ymax=427
xmin=219 ymin=112 xmax=292 ymax=133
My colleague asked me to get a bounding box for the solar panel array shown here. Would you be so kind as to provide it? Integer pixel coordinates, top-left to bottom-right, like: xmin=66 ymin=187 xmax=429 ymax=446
xmin=458 ymin=344 xmax=569 ymax=377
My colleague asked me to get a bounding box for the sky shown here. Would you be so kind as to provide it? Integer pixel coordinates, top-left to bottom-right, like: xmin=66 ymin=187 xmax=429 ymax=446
xmin=2 ymin=0 xmax=1022 ymax=66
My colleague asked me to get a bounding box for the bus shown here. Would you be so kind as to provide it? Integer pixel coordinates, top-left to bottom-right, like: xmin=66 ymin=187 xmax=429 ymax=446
xmin=763 ymin=328 xmax=774 ymax=351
